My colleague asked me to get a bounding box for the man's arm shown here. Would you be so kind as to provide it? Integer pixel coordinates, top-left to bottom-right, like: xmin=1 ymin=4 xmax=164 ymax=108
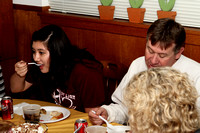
xmin=102 ymin=57 xmax=147 ymax=124
xmin=102 ymin=103 xmax=128 ymax=124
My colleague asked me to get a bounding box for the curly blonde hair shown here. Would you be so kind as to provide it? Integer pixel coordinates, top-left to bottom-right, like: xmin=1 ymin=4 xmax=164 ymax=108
xmin=124 ymin=67 xmax=199 ymax=133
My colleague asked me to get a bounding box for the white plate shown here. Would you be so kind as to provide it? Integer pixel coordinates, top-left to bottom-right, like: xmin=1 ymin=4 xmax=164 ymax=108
xmin=40 ymin=106 xmax=70 ymax=123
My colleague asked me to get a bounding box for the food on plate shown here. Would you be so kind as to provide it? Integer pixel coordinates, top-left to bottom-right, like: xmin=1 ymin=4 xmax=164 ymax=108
xmin=11 ymin=123 xmax=46 ymax=133
xmin=40 ymin=108 xmax=47 ymax=115
xmin=50 ymin=111 xmax=64 ymax=120
xmin=0 ymin=121 xmax=14 ymax=132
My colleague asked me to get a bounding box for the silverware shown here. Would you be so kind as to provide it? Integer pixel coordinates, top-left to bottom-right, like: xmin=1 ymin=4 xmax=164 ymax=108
xmin=91 ymin=110 xmax=115 ymax=129
xmin=28 ymin=62 xmax=42 ymax=66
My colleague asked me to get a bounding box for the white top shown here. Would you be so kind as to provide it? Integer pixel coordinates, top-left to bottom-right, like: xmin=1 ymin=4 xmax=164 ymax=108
xmin=102 ymin=55 xmax=200 ymax=124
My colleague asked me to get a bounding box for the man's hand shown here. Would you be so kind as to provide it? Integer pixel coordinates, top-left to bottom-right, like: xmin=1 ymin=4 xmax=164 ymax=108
xmin=88 ymin=107 xmax=108 ymax=125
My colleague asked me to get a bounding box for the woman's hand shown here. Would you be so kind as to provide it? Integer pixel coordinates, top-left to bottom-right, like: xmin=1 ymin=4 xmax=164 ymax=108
xmin=15 ymin=60 xmax=28 ymax=77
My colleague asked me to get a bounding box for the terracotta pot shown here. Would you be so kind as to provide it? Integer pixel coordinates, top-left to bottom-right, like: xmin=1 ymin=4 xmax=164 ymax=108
xmin=157 ymin=10 xmax=177 ymax=20
xmin=127 ymin=8 xmax=146 ymax=23
xmin=98 ymin=5 xmax=115 ymax=20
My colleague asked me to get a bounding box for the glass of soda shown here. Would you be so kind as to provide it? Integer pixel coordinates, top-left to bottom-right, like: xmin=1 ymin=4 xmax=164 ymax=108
xmin=22 ymin=104 xmax=41 ymax=123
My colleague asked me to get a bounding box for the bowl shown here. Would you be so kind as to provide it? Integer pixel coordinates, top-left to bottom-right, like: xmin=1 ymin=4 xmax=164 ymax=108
xmin=107 ymin=125 xmax=131 ymax=133
xmin=85 ymin=125 xmax=107 ymax=133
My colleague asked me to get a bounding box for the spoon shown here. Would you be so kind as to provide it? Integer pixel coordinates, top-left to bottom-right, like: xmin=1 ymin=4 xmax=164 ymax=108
xmin=28 ymin=62 xmax=42 ymax=66
xmin=91 ymin=110 xmax=115 ymax=129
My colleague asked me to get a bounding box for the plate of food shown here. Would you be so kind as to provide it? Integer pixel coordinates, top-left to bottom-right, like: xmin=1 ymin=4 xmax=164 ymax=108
xmin=39 ymin=106 xmax=70 ymax=123
xmin=11 ymin=122 xmax=48 ymax=133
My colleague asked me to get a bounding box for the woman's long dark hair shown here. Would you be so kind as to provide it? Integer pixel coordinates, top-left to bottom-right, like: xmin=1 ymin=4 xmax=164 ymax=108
xmin=31 ymin=24 xmax=100 ymax=88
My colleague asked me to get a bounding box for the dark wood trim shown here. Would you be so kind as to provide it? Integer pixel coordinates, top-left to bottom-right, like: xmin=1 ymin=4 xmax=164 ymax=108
xmin=39 ymin=11 xmax=200 ymax=46
xmin=13 ymin=4 xmax=50 ymax=12
xmin=39 ymin=11 xmax=150 ymax=38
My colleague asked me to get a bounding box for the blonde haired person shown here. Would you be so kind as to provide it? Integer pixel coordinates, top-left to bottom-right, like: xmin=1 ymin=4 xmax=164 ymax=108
xmin=124 ymin=67 xmax=200 ymax=133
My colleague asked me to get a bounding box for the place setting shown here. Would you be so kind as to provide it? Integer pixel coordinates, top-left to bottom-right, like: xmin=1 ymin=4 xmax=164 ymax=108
xmin=14 ymin=102 xmax=71 ymax=123
xmin=11 ymin=102 xmax=71 ymax=132
xmin=86 ymin=110 xmax=131 ymax=133
xmin=40 ymin=106 xmax=70 ymax=123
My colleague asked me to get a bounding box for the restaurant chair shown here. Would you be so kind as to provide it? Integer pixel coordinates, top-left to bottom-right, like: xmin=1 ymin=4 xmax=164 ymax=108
xmin=100 ymin=60 xmax=128 ymax=105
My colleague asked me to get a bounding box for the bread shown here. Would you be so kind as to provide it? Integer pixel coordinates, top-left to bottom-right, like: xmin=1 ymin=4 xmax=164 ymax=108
xmin=40 ymin=108 xmax=47 ymax=114
xmin=50 ymin=111 xmax=64 ymax=120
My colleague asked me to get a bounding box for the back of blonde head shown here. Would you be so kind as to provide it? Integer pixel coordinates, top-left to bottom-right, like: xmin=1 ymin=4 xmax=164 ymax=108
xmin=124 ymin=67 xmax=199 ymax=133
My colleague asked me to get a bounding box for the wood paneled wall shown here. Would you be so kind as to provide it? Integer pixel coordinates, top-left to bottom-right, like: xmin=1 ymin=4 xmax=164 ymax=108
xmin=39 ymin=12 xmax=200 ymax=68
xmin=0 ymin=0 xmax=17 ymax=93
xmin=13 ymin=5 xmax=51 ymax=62
xmin=13 ymin=9 xmax=42 ymax=62
xmin=13 ymin=8 xmax=200 ymax=69
xmin=11 ymin=6 xmax=200 ymax=99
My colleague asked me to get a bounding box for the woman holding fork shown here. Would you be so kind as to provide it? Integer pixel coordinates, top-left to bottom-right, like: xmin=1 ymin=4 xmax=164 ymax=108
xmin=10 ymin=24 xmax=106 ymax=113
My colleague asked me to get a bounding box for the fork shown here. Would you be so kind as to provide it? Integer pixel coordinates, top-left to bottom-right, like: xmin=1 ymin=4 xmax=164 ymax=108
xmin=28 ymin=62 xmax=42 ymax=66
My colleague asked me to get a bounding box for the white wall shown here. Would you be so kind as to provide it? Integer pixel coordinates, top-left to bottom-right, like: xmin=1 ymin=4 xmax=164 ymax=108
xmin=13 ymin=0 xmax=49 ymax=7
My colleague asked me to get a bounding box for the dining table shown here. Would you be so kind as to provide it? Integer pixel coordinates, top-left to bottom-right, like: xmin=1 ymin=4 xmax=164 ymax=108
xmin=1 ymin=98 xmax=94 ymax=133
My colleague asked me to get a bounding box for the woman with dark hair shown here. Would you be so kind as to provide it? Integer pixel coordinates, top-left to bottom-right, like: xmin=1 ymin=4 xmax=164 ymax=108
xmin=10 ymin=25 xmax=105 ymax=112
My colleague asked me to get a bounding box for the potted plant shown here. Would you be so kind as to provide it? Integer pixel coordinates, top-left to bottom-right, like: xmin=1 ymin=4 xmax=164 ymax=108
xmin=98 ymin=0 xmax=115 ymax=20
xmin=157 ymin=0 xmax=176 ymax=19
xmin=127 ymin=0 xmax=146 ymax=23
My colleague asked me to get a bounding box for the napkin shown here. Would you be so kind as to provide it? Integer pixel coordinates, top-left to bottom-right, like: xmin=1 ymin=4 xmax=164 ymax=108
xmin=14 ymin=102 xmax=30 ymax=115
